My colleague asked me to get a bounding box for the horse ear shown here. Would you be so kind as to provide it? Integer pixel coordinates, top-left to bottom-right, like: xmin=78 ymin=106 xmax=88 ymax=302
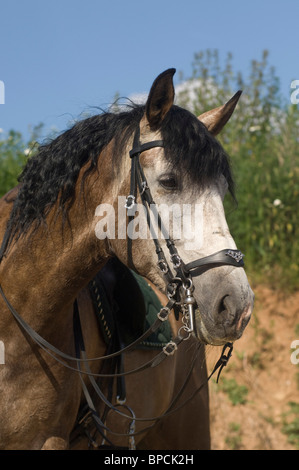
xmin=145 ymin=68 xmax=176 ymax=129
xmin=198 ymin=90 xmax=242 ymax=136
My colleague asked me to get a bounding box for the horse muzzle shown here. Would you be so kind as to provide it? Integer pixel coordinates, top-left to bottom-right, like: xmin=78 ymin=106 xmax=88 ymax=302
xmin=192 ymin=270 xmax=254 ymax=346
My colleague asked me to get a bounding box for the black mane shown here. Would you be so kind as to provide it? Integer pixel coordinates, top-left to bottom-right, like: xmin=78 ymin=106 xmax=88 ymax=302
xmin=1 ymin=104 xmax=234 ymax=256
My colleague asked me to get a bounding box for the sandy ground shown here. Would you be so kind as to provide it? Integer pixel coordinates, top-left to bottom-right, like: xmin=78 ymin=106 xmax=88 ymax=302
xmin=208 ymin=284 xmax=299 ymax=450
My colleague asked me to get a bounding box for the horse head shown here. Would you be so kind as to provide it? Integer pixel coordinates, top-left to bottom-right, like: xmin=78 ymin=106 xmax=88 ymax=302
xmin=108 ymin=69 xmax=254 ymax=346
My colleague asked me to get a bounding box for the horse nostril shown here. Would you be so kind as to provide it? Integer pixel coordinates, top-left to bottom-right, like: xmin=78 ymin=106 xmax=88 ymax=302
xmin=218 ymin=295 xmax=229 ymax=315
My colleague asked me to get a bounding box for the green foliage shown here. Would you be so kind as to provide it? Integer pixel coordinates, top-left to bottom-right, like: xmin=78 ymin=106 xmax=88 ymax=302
xmin=225 ymin=422 xmax=243 ymax=450
xmin=0 ymin=130 xmax=27 ymax=197
xmin=177 ymin=49 xmax=299 ymax=290
xmin=0 ymin=126 xmax=41 ymax=198
xmin=282 ymin=402 xmax=299 ymax=448
xmin=219 ymin=377 xmax=249 ymax=406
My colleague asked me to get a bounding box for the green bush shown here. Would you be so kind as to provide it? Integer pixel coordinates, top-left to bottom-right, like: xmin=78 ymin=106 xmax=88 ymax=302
xmin=0 ymin=125 xmax=41 ymax=198
xmin=0 ymin=130 xmax=28 ymax=196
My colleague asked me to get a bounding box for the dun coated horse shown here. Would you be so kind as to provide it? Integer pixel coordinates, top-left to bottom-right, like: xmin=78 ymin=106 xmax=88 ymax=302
xmin=0 ymin=69 xmax=254 ymax=450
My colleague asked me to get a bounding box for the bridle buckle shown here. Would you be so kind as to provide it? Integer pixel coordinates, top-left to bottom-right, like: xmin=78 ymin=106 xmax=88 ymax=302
xmin=124 ymin=195 xmax=136 ymax=211
xmin=171 ymin=253 xmax=182 ymax=268
xmin=163 ymin=341 xmax=178 ymax=356
xmin=157 ymin=306 xmax=170 ymax=322
xmin=157 ymin=259 xmax=169 ymax=274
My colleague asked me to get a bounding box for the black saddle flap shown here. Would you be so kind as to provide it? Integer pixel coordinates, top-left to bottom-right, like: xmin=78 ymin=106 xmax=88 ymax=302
xmin=88 ymin=258 xmax=146 ymax=347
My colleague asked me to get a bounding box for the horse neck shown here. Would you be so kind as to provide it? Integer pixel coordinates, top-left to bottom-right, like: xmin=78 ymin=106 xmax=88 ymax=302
xmin=0 ymin=145 xmax=122 ymax=327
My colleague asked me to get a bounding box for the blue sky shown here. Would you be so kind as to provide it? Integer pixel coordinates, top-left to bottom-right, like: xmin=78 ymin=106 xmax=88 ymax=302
xmin=0 ymin=0 xmax=298 ymax=142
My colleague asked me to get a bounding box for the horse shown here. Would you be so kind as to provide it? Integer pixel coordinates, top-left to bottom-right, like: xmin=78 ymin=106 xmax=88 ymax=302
xmin=0 ymin=68 xmax=254 ymax=450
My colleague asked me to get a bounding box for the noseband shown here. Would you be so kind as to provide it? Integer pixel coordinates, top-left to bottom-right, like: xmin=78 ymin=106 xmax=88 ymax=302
xmin=126 ymin=127 xmax=244 ymax=335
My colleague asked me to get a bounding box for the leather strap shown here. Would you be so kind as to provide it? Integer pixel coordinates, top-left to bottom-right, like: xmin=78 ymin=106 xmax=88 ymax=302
xmin=129 ymin=140 xmax=164 ymax=158
xmin=184 ymin=249 xmax=244 ymax=275
xmin=0 ymin=281 xmax=176 ymax=368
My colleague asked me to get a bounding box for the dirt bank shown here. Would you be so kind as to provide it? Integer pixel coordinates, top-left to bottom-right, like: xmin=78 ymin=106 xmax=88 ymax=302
xmin=209 ymin=284 xmax=299 ymax=450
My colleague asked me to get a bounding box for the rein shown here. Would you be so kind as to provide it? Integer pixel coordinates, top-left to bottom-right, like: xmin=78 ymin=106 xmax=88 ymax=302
xmin=0 ymin=125 xmax=245 ymax=449
xmin=72 ymin=299 xmax=234 ymax=448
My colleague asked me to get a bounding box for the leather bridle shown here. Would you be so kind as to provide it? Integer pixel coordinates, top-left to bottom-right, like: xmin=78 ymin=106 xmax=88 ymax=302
xmin=0 ymin=126 xmax=245 ymax=449
xmin=126 ymin=127 xmax=245 ymax=338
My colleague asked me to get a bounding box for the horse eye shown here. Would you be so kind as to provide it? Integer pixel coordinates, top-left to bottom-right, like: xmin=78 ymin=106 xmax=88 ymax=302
xmin=159 ymin=175 xmax=178 ymax=190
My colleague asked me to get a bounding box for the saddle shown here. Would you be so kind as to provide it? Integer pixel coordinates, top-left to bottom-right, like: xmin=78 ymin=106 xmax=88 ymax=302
xmin=88 ymin=258 xmax=172 ymax=350
xmin=71 ymin=260 xmax=172 ymax=448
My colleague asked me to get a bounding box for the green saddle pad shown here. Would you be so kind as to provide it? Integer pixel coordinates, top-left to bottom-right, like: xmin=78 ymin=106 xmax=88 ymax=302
xmin=130 ymin=272 xmax=172 ymax=349
xmin=88 ymin=261 xmax=172 ymax=350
